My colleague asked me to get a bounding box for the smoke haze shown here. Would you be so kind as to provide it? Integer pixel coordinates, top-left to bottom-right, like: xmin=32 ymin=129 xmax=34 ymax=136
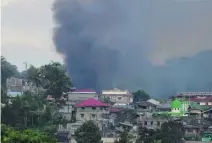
xmin=53 ymin=0 xmax=212 ymax=98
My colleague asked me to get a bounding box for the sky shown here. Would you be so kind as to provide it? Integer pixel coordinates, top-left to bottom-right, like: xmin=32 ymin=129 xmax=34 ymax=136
xmin=1 ymin=0 xmax=63 ymax=71
xmin=1 ymin=0 xmax=212 ymax=72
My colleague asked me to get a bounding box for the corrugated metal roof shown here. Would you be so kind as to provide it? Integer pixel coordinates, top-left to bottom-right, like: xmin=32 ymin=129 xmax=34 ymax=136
xmin=76 ymin=98 xmax=109 ymax=107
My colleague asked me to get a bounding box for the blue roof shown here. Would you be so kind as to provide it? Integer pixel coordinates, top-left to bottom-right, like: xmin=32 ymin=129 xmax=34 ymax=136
xmin=56 ymin=132 xmax=70 ymax=142
xmin=156 ymin=103 xmax=171 ymax=109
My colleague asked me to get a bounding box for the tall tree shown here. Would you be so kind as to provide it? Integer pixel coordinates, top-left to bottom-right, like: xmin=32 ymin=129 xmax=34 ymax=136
xmin=115 ymin=131 xmax=135 ymax=143
xmin=75 ymin=121 xmax=101 ymax=143
xmin=1 ymin=56 xmax=19 ymax=103
xmin=136 ymin=126 xmax=161 ymax=143
xmin=27 ymin=62 xmax=72 ymax=98
xmin=132 ymin=90 xmax=150 ymax=102
xmin=160 ymin=121 xmax=185 ymax=143
xmin=1 ymin=56 xmax=19 ymax=87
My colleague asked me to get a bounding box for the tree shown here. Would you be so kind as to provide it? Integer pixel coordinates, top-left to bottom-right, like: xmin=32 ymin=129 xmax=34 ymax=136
xmin=1 ymin=92 xmax=65 ymax=130
xmin=1 ymin=124 xmax=57 ymax=143
xmin=115 ymin=131 xmax=135 ymax=143
xmin=132 ymin=90 xmax=150 ymax=102
xmin=1 ymin=56 xmax=19 ymax=103
xmin=1 ymin=56 xmax=19 ymax=87
xmin=75 ymin=121 xmax=101 ymax=143
xmin=27 ymin=62 xmax=72 ymax=98
xmin=136 ymin=126 xmax=161 ymax=143
xmin=160 ymin=121 xmax=185 ymax=143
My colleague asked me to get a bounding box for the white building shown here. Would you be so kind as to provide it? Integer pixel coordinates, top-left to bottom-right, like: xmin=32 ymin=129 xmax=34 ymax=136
xmin=102 ymin=88 xmax=133 ymax=104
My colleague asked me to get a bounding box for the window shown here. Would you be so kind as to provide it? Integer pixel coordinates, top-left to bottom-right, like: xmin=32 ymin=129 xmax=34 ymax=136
xmin=81 ymin=107 xmax=85 ymax=110
xmin=118 ymin=97 xmax=122 ymax=100
xmin=80 ymin=114 xmax=84 ymax=118
xmin=187 ymin=129 xmax=193 ymax=133
xmin=157 ymin=121 xmax=160 ymax=126
xmin=144 ymin=122 xmax=147 ymax=125
xmin=92 ymin=114 xmax=96 ymax=118
xmin=100 ymin=107 xmax=103 ymax=110
xmin=92 ymin=107 xmax=96 ymax=110
xmin=151 ymin=121 xmax=153 ymax=125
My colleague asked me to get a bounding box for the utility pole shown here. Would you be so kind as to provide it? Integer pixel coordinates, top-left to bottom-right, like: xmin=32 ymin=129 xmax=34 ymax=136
xmin=68 ymin=87 xmax=76 ymax=121
xmin=23 ymin=62 xmax=29 ymax=92
xmin=23 ymin=62 xmax=28 ymax=79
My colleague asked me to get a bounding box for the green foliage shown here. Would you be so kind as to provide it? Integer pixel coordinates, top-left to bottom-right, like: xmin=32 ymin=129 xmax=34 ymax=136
xmin=1 ymin=124 xmax=57 ymax=143
xmin=75 ymin=121 xmax=101 ymax=143
xmin=1 ymin=56 xmax=19 ymax=103
xmin=1 ymin=93 xmax=66 ymax=129
xmin=136 ymin=126 xmax=161 ymax=143
xmin=160 ymin=121 xmax=184 ymax=143
xmin=27 ymin=62 xmax=72 ymax=98
xmin=1 ymin=56 xmax=19 ymax=87
xmin=115 ymin=131 xmax=135 ymax=143
xmin=99 ymin=96 xmax=113 ymax=105
xmin=132 ymin=90 xmax=150 ymax=102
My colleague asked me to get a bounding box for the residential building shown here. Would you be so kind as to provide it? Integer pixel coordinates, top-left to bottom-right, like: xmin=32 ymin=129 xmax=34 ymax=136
xmin=176 ymin=92 xmax=212 ymax=97
xmin=184 ymin=125 xmax=201 ymax=140
xmin=190 ymin=97 xmax=212 ymax=106
xmin=6 ymin=77 xmax=24 ymax=93
xmin=75 ymin=98 xmax=110 ymax=122
xmin=6 ymin=77 xmax=41 ymax=96
xmin=138 ymin=117 xmax=167 ymax=129
xmin=59 ymin=105 xmax=72 ymax=120
xmin=101 ymin=88 xmax=133 ymax=104
xmin=67 ymin=89 xmax=98 ymax=105
xmin=156 ymin=103 xmax=171 ymax=112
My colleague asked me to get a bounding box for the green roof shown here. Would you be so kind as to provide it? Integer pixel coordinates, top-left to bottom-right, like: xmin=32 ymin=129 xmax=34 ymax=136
xmin=171 ymin=99 xmax=181 ymax=108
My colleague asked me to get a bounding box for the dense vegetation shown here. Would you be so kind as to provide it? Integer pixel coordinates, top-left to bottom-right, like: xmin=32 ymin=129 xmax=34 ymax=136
xmin=1 ymin=56 xmax=72 ymax=142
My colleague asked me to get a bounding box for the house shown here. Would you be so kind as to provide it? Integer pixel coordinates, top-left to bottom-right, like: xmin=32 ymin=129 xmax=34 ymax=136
xmin=75 ymin=98 xmax=110 ymax=122
xmin=109 ymin=108 xmax=121 ymax=121
xmin=190 ymin=97 xmax=212 ymax=106
xmin=147 ymin=99 xmax=160 ymax=106
xmin=101 ymin=88 xmax=133 ymax=104
xmin=156 ymin=103 xmax=171 ymax=112
xmin=176 ymin=92 xmax=212 ymax=98
xmin=67 ymin=89 xmax=98 ymax=105
xmin=184 ymin=125 xmax=201 ymax=140
xmin=138 ymin=117 xmax=167 ymax=129
xmin=58 ymin=122 xmax=83 ymax=135
xmin=6 ymin=77 xmax=23 ymax=93
xmin=59 ymin=105 xmax=73 ymax=120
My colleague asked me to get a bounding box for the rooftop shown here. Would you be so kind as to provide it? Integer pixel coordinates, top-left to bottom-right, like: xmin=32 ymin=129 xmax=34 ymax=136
xmin=109 ymin=108 xmax=121 ymax=113
xmin=76 ymin=98 xmax=110 ymax=107
xmin=71 ymin=89 xmax=96 ymax=93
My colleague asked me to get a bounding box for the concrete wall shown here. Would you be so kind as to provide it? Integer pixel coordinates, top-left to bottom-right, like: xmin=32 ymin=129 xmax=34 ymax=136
xmin=103 ymin=94 xmax=132 ymax=104
xmin=76 ymin=107 xmax=109 ymax=122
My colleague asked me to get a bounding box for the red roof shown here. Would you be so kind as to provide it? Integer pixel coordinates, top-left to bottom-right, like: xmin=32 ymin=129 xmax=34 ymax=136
xmin=73 ymin=89 xmax=96 ymax=93
xmin=76 ymin=98 xmax=109 ymax=107
xmin=190 ymin=97 xmax=212 ymax=102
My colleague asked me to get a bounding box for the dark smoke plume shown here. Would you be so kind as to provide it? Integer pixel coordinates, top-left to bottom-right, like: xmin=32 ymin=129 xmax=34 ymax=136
xmin=53 ymin=0 xmax=212 ymax=98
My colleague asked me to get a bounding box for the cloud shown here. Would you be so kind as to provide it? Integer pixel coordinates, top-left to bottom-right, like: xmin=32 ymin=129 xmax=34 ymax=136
xmin=1 ymin=0 xmax=63 ymax=71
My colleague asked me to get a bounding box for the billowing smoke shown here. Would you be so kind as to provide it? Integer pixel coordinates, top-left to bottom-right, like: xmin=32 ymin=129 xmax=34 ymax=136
xmin=53 ymin=0 xmax=212 ymax=97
